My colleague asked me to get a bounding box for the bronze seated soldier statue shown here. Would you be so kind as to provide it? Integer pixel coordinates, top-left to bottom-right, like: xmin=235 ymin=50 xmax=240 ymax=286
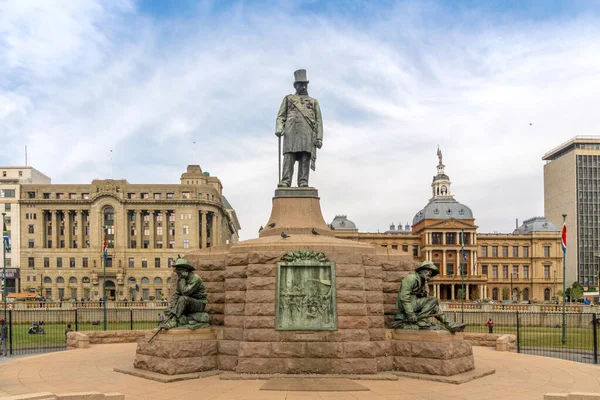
xmin=388 ymin=261 xmax=466 ymax=333
xmin=161 ymin=258 xmax=210 ymax=330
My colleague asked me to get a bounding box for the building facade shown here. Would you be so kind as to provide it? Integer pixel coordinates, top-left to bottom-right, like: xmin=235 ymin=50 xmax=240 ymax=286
xmin=17 ymin=165 xmax=240 ymax=301
xmin=1 ymin=166 xmax=52 ymax=298
xmin=333 ymin=150 xmax=563 ymax=302
xmin=543 ymin=136 xmax=600 ymax=287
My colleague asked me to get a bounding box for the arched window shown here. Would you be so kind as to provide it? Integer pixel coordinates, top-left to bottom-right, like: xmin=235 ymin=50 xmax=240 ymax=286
xmin=103 ymin=207 xmax=115 ymax=248
xmin=128 ymin=277 xmax=136 ymax=284
xmin=492 ymin=288 xmax=498 ymax=301
xmin=523 ymin=288 xmax=529 ymax=301
xmin=154 ymin=277 xmax=162 ymax=285
xmin=44 ymin=277 xmax=52 ymax=284
xmin=69 ymin=277 xmax=77 ymax=284
xmin=56 ymin=277 xmax=65 ymax=284
xmin=82 ymin=277 xmax=90 ymax=284
xmin=167 ymin=277 xmax=171 ymax=285
xmin=141 ymin=277 xmax=149 ymax=285
xmin=544 ymin=288 xmax=551 ymax=301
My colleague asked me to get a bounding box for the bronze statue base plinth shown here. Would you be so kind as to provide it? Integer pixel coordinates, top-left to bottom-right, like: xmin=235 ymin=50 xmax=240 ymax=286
xmin=390 ymin=330 xmax=475 ymax=376
xmin=133 ymin=329 xmax=218 ymax=375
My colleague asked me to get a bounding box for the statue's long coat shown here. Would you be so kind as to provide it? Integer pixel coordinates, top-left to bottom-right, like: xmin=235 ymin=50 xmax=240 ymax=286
xmin=276 ymin=94 xmax=323 ymax=154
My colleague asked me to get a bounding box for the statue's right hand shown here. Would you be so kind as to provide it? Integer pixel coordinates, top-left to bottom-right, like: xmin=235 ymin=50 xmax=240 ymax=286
xmin=407 ymin=313 xmax=418 ymax=323
xmin=275 ymin=131 xmax=283 ymax=137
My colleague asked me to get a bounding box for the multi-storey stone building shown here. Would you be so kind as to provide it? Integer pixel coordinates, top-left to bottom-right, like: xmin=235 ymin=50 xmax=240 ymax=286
xmin=1 ymin=166 xmax=52 ymax=298
xmin=17 ymin=165 xmax=240 ymax=301
xmin=333 ymin=150 xmax=563 ymax=302
xmin=543 ymin=136 xmax=600 ymax=287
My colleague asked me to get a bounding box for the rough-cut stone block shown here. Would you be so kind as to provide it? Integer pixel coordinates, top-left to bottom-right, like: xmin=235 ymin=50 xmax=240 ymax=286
xmin=367 ymin=303 xmax=385 ymax=315
xmin=394 ymin=356 xmax=443 ymax=375
xmin=440 ymin=355 xmax=475 ymax=376
xmin=218 ymin=340 xmax=239 ymax=356
xmin=383 ymin=272 xmax=404 ymax=283
xmin=338 ymin=303 xmax=367 ymax=316
xmin=336 ymin=264 xmax=364 ymax=277
xmin=337 ymin=277 xmax=365 ymax=291
xmin=212 ymin=314 xmax=224 ymax=326
xmin=372 ymin=341 xmax=392 ymax=357
xmin=245 ymin=290 xmax=276 ymax=303
xmin=245 ymin=303 xmax=275 ymax=316
xmin=239 ymin=342 xmax=271 ymax=358
xmin=202 ymin=270 xmax=225 ymax=282
xmin=380 ymin=261 xmax=401 ymax=271
xmin=204 ymin=281 xmax=224 ymax=292
xmin=411 ymin=341 xmax=472 ymax=360
xmin=365 ymin=278 xmax=383 ymax=291
xmin=236 ymin=357 xmax=285 ymax=373
xmin=337 ymin=290 xmax=366 ymax=303
xmin=218 ymin=355 xmax=238 ymax=371
xmin=226 ymin=254 xmax=248 ymax=266
xmin=207 ymin=292 xmax=225 ymax=304
xmin=224 ymin=315 xmax=244 ymax=327
xmin=244 ymin=316 xmax=275 ymax=329
xmin=362 ymin=254 xmax=381 ymax=266
xmin=377 ymin=356 xmax=393 ymax=372
xmin=225 ymin=291 xmax=246 ymax=303
xmin=370 ymin=328 xmax=387 ymax=341
xmin=333 ymin=358 xmax=377 ymax=374
xmin=223 ymin=328 xmax=243 ymax=341
xmin=382 ymin=282 xmax=399 ymax=293
xmin=338 ymin=316 xmax=369 ymax=329
xmin=328 ymin=329 xmax=370 ymax=342
xmin=330 ymin=252 xmax=363 ymax=264
xmin=364 ymin=266 xmax=382 ymax=279
xmin=248 ymin=252 xmax=284 ymax=264
xmin=243 ymin=329 xmax=281 ymax=342
xmin=134 ymin=354 xmax=217 ymax=375
xmin=383 ymin=292 xmax=398 ymax=304
xmin=368 ymin=316 xmax=384 ymax=328
xmin=205 ymin=303 xmax=224 ymax=314
xmin=394 ymin=341 xmax=412 ymax=356
xmin=246 ymin=277 xmax=276 ymax=290
xmin=224 ymin=265 xmax=247 ymax=278
xmin=344 ymin=342 xmax=376 ymax=358
xmin=392 ymin=330 xmax=464 ymax=343
xmin=194 ymin=259 xmax=226 ymax=269
xmin=137 ymin=338 xmax=217 ymax=358
xmin=383 ymin=303 xmax=397 ymax=314
xmin=281 ymin=331 xmax=328 ymax=342
xmin=366 ymin=291 xmax=383 ymax=303
xmin=246 ymin=264 xmax=276 ymax=277
xmin=224 ymin=278 xmax=246 ymax=291
xmin=271 ymin=342 xmax=306 ymax=358
xmin=305 ymin=342 xmax=344 ymax=358
xmin=224 ymin=303 xmax=245 ymax=315
xmin=283 ymin=357 xmax=333 ymax=373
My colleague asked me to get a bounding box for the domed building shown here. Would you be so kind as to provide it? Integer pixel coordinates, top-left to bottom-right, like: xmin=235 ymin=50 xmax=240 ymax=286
xmin=329 ymin=215 xmax=358 ymax=231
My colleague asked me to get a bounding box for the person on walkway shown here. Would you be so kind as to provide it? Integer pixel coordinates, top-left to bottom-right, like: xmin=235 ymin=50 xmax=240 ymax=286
xmin=0 ymin=319 xmax=8 ymax=357
xmin=65 ymin=324 xmax=72 ymax=340
xmin=158 ymin=313 xmax=164 ymax=326
xmin=488 ymin=317 xmax=494 ymax=334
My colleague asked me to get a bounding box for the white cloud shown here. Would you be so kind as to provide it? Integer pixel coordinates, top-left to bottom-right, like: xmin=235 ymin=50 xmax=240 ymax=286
xmin=1 ymin=1 xmax=599 ymax=240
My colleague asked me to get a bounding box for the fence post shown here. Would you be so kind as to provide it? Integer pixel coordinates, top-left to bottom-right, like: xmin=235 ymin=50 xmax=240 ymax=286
xmin=516 ymin=311 xmax=521 ymax=353
xmin=8 ymin=309 xmax=13 ymax=356
xmin=75 ymin=308 xmax=78 ymax=332
xmin=130 ymin=309 xmax=133 ymax=331
xmin=593 ymin=313 xmax=598 ymax=365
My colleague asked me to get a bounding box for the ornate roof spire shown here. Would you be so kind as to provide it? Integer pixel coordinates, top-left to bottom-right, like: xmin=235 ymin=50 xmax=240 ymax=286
xmin=431 ymin=146 xmax=453 ymax=200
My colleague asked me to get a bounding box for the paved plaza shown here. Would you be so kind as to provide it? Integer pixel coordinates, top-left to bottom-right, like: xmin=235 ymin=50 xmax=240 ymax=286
xmin=1 ymin=345 xmax=600 ymax=399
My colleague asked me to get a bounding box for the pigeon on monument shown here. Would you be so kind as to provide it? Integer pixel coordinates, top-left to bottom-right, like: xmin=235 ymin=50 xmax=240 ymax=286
xmin=311 ymin=228 xmax=320 ymax=235
xmin=268 ymin=222 xmax=276 ymax=228
xmin=258 ymin=226 xmax=264 ymax=233
xmin=281 ymin=231 xmax=290 ymax=239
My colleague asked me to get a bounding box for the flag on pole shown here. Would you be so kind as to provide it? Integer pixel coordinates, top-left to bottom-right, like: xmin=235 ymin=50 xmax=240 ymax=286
xmin=103 ymin=234 xmax=108 ymax=260
xmin=561 ymin=222 xmax=567 ymax=253
xmin=2 ymin=219 xmax=10 ymax=253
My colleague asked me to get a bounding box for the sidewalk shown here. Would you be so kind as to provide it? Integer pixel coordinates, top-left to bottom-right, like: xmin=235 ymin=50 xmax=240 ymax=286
xmin=1 ymin=344 xmax=600 ymax=399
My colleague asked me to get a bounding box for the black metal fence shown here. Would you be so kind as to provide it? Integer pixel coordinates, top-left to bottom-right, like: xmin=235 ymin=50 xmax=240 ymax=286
xmin=446 ymin=311 xmax=599 ymax=364
xmin=4 ymin=308 xmax=166 ymax=356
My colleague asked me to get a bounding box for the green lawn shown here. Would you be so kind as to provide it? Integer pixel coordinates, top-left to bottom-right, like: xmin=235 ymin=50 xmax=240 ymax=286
xmin=466 ymin=325 xmax=597 ymax=350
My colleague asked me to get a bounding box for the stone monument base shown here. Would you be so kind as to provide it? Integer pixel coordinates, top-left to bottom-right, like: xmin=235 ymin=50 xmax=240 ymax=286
xmin=391 ymin=330 xmax=475 ymax=376
xmin=133 ymin=328 xmax=217 ymax=375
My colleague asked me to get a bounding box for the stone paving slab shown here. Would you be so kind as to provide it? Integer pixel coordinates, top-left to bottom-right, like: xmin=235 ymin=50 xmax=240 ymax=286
xmin=219 ymin=372 xmax=398 ymax=380
xmin=260 ymin=378 xmax=369 ymax=391
xmin=113 ymin=366 xmax=221 ymax=383
xmin=391 ymin=364 xmax=495 ymax=384
xmin=2 ymin=343 xmax=600 ymax=399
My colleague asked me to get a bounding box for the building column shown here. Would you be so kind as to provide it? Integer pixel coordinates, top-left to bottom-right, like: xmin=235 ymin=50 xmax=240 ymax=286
xmin=51 ymin=210 xmax=58 ymax=248
xmin=163 ymin=210 xmax=168 ymax=249
xmin=201 ymin=211 xmax=207 ymax=249
xmin=466 ymin=285 xmax=470 ymax=300
xmin=149 ymin=210 xmax=155 ymax=248
xmin=41 ymin=211 xmax=47 ymax=248
xmin=64 ymin=210 xmax=71 ymax=249
xmin=211 ymin=212 xmax=218 ymax=247
xmin=136 ymin=210 xmax=143 ymax=248
xmin=442 ymin=250 xmax=446 ymax=276
xmin=77 ymin=211 xmax=84 ymax=248
xmin=451 ymin=285 xmax=455 ymax=301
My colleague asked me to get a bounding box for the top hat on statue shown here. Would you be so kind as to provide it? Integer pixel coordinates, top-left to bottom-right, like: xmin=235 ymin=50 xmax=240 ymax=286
xmin=294 ymin=69 xmax=309 ymax=83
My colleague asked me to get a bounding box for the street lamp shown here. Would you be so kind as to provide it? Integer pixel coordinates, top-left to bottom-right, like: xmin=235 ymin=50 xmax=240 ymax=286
xmin=2 ymin=212 xmax=7 ymax=322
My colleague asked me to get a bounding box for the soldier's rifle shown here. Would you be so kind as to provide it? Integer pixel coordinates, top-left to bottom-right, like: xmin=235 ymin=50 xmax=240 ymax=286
xmin=148 ymin=314 xmax=173 ymax=343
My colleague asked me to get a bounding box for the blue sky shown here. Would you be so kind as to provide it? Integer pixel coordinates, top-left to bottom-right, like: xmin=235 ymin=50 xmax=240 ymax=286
xmin=1 ymin=0 xmax=599 ymax=240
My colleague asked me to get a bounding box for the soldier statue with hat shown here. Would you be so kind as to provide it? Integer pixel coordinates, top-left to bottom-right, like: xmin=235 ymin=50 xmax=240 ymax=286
xmin=389 ymin=261 xmax=466 ymax=333
xmin=161 ymin=257 xmax=209 ymax=330
xmin=275 ymin=69 xmax=323 ymax=188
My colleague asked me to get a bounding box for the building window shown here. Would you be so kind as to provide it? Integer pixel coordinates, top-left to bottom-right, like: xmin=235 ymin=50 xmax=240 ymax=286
xmin=502 ymin=246 xmax=508 ymax=257
xmin=47 ymin=240 xmax=52 ymax=248
xmin=445 ymin=233 xmax=456 ymax=245
xmin=183 ymin=239 xmax=190 ymax=249
xmin=156 ymin=240 xmax=163 ymax=249
xmin=492 ymin=265 xmax=498 ymax=278
xmin=502 ymin=265 xmax=508 ymax=278
xmin=27 ymin=191 xmax=36 ymax=199
xmin=154 ymin=193 xmax=161 ymax=199
xmin=413 ymin=245 xmax=418 ymax=257
xmin=523 ymin=265 xmax=529 ymax=279
xmin=43 ymin=193 xmax=50 ymax=199
xmin=4 ymin=203 xmax=10 ymax=211
xmin=57 ymin=257 xmax=62 ymax=268
xmin=169 ymin=240 xmax=175 ymax=249
xmin=0 ymin=189 xmax=15 ymax=197
xmin=155 ymin=258 xmax=161 ymax=268
xmin=432 ymin=233 xmax=442 ymax=244
xmin=82 ymin=193 xmax=89 ymax=199
xmin=492 ymin=288 xmax=499 ymax=300
xmin=544 ymin=266 xmax=551 ymax=279
xmin=402 ymin=244 xmax=408 ymax=252
xmin=106 ymin=257 xmax=113 ymax=268
xmin=391 ymin=244 xmax=398 ymax=250
xmin=83 ymin=257 xmax=88 ymax=268
xmin=543 ymin=246 xmax=551 ymax=257
xmin=492 ymin=246 xmax=498 ymax=257
xmin=144 ymin=226 xmax=149 ymax=236
xmin=27 ymin=224 xmax=34 ymax=234
xmin=69 ymin=193 xmax=77 ymax=199
xmin=141 ymin=193 xmax=149 ymax=199
xmin=69 ymin=257 xmax=75 ymax=268
xmin=513 ymin=266 xmax=518 ymax=279
xmin=523 ymin=288 xmax=529 ymax=301
xmin=480 ymin=246 xmax=488 ymax=257
xmin=544 ymin=288 xmax=551 ymax=301
xmin=523 ymin=246 xmax=529 ymax=257
xmin=143 ymin=240 xmax=149 ymax=249
xmin=182 ymin=192 xmax=190 ymax=199
xmin=28 ymin=257 xmax=35 ymax=268
xmin=60 ymin=240 xmax=65 ymax=248
xmin=44 ymin=257 xmax=49 ymax=268
xmin=28 ymin=239 xmax=34 ymax=248
xmin=128 ymin=193 xmax=136 ymax=199
xmin=142 ymin=258 xmax=148 ymax=268
xmin=56 ymin=193 xmax=64 ymax=199
xmin=130 ymin=240 xmax=137 ymax=248
xmin=481 ymin=265 xmax=488 ymax=276
xmin=72 ymin=240 xmax=78 ymax=248
xmin=168 ymin=257 xmax=174 ymax=267
xmin=167 ymin=193 xmax=174 ymax=199
xmin=446 ymin=263 xmax=454 ymax=276
xmin=183 ymin=225 xmax=189 ymax=235
xmin=129 ymin=257 xmax=134 ymax=268
xmin=18 ymin=170 xmax=22 ymax=176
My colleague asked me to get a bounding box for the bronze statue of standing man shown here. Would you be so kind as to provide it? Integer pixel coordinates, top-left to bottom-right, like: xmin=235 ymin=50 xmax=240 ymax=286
xmin=276 ymin=69 xmax=323 ymax=187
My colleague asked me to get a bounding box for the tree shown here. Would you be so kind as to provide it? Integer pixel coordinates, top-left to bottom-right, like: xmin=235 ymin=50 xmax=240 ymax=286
xmin=502 ymin=287 xmax=510 ymax=300
xmin=457 ymin=288 xmax=466 ymax=300
xmin=571 ymin=282 xmax=584 ymax=301
xmin=470 ymin=289 xmax=480 ymax=301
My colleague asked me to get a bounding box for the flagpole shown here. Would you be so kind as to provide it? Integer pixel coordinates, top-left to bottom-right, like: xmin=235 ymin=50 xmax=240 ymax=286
xmin=562 ymin=214 xmax=567 ymax=345
xmin=2 ymin=212 xmax=7 ymax=322
xmin=103 ymin=225 xmax=107 ymax=331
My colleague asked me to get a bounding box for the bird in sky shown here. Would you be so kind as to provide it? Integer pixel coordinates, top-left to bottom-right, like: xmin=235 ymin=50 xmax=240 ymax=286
xmin=529 ymin=123 xmax=533 ymax=126
xmin=311 ymin=228 xmax=320 ymax=235
xmin=281 ymin=231 xmax=290 ymax=239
